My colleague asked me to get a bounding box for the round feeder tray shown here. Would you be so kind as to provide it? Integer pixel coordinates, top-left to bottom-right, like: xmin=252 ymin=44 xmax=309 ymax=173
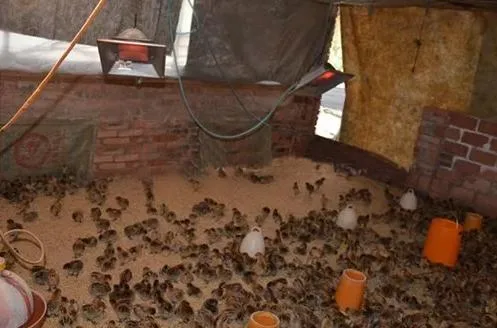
xmin=22 ymin=290 xmax=47 ymax=328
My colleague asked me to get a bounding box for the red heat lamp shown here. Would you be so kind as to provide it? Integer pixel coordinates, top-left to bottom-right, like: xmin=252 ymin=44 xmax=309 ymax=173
xmin=293 ymin=64 xmax=354 ymax=96
xmin=97 ymin=28 xmax=166 ymax=79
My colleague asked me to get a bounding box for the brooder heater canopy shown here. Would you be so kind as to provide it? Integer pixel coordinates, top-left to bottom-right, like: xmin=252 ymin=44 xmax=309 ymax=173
xmin=97 ymin=28 xmax=166 ymax=79
xmin=293 ymin=65 xmax=354 ymax=97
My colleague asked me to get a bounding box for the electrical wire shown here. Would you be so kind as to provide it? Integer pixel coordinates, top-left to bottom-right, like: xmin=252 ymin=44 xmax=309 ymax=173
xmin=178 ymin=0 xmax=338 ymax=138
xmin=167 ymin=0 xmax=299 ymax=140
xmin=0 ymin=229 xmax=46 ymax=266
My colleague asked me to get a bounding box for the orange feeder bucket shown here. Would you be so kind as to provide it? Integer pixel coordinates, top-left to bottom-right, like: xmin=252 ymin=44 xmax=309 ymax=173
xmin=423 ymin=218 xmax=463 ymax=268
xmin=118 ymin=44 xmax=149 ymax=62
xmin=335 ymin=269 xmax=367 ymax=312
xmin=247 ymin=311 xmax=280 ymax=328
xmin=463 ymin=212 xmax=483 ymax=232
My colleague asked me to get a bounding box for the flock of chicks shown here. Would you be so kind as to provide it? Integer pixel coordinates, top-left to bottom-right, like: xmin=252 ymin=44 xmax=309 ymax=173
xmin=1 ymin=163 xmax=497 ymax=328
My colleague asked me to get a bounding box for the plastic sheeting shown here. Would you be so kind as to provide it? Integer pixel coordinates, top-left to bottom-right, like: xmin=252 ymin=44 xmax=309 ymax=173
xmin=0 ymin=0 xmax=193 ymax=76
xmin=0 ymin=0 xmax=336 ymax=84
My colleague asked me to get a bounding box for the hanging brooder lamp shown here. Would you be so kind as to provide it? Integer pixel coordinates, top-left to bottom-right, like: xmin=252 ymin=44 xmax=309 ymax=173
xmin=293 ymin=64 xmax=354 ymax=97
xmin=97 ymin=27 xmax=166 ymax=79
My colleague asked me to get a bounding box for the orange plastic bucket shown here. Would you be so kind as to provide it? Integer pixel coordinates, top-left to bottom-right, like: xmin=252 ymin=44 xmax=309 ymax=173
xmin=335 ymin=269 xmax=367 ymax=312
xmin=423 ymin=218 xmax=463 ymax=267
xmin=463 ymin=212 xmax=483 ymax=232
xmin=247 ymin=311 xmax=280 ymax=328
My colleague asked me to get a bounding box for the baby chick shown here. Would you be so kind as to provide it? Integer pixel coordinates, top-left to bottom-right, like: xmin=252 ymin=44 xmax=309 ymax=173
xmin=129 ymin=245 xmax=143 ymax=261
xmin=133 ymin=304 xmax=156 ymax=320
xmin=82 ymin=298 xmax=106 ymax=324
xmin=46 ymin=288 xmax=62 ymax=317
xmin=315 ymin=177 xmax=325 ymax=190
xmin=114 ymin=302 xmax=132 ymax=322
xmin=116 ymin=247 xmax=130 ymax=265
xmin=320 ymin=193 xmax=329 ymax=209
xmin=94 ymin=218 xmax=110 ymax=233
xmin=292 ymin=182 xmax=300 ymax=196
xmin=174 ymin=300 xmax=194 ymax=323
xmin=91 ymin=271 xmax=112 ymax=284
xmin=6 ymin=219 xmax=23 ymax=241
xmin=217 ymin=167 xmax=227 ymax=178
xmin=120 ymin=268 xmax=133 ymax=284
xmin=106 ymin=208 xmax=122 ymax=221
xmin=72 ymin=239 xmax=86 ymax=258
xmin=90 ymin=207 xmax=102 ymax=221
xmin=22 ymin=211 xmax=39 ymax=222
xmin=47 ymin=269 xmax=60 ymax=291
xmin=305 ymin=182 xmax=315 ymax=195
xmin=186 ymin=282 xmax=202 ymax=297
xmin=89 ymin=282 xmax=112 ymax=298
xmin=50 ymin=199 xmax=63 ymax=217
xmin=63 ymin=260 xmax=84 ymax=277
xmin=81 ymin=236 xmax=98 ymax=248
xmin=98 ymin=229 xmax=118 ymax=243
xmin=72 ymin=210 xmax=84 ymax=223
xmin=32 ymin=266 xmax=49 ymax=286
xmin=116 ymin=196 xmax=130 ymax=211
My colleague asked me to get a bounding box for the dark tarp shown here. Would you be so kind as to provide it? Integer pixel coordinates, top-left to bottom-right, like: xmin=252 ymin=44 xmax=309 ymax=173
xmin=0 ymin=0 xmax=335 ymax=85
xmin=0 ymin=120 xmax=96 ymax=179
xmin=183 ymin=0 xmax=336 ymax=84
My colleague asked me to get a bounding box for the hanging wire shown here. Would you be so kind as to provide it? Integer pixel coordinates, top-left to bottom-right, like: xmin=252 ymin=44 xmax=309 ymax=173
xmin=167 ymin=0 xmax=299 ymax=140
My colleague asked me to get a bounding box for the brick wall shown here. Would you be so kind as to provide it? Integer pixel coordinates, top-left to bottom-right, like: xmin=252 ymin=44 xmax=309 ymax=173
xmin=408 ymin=107 xmax=497 ymax=217
xmin=0 ymin=72 xmax=319 ymax=178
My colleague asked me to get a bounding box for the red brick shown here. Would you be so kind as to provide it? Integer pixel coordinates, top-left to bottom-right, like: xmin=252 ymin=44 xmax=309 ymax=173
xmin=97 ymin=130 xmax=118 ymax=138
xmin=469 ymin=149 xmax=497 ymax=166
xmin=95 ymin=145 xmax=125 ymax=156
xmin=429 ymin=178 xmax=450 ymax=198
xmin=114 ymin=154 xmax=140 ymax=162
xmin=417 ymin=175 xmax=432 ymax=191
xmin=118 ymin=129 xmax=144 ymax=137
xmin=436 ymin=168 xmax=457 ymax=182
xmin=102 ymin=137 xmax=131 ymax=145
xmin=453 ymin=159 xmax=481 ymax=175
xmin=474 ymin=193 xmax=497 ymax=217
xmin=125 ymin=161 xmax=142 ymax=168
xmin=449 ymin=113 xmax=478 ymax=130
xmin=450 ymin=187 xmax=475 ymax=204
xmin=100 ymin=122 xmax=130 ymax=130
xmin=93 ymin=155 xmax=114 ymax=163
xmin=481 ymin=169 xmax=497 ymax=182
xmin=491 ymin=138 xmax=497 ymax=152
xmin=462 ymin=178 xmax=491 ymax=193
xmin=443 ymin=141 xmax=469 ymax=157
xmin=98 ymin=162 xmax=126 ymax=170
xmin=478 ymin=121 xmax=497 ymax=136
xmin=445 ymin=127 xmax=461 ymax=141
xmin=148 ymin=159 xmax=170 ymax=166
xmin=416 ymin=147 xmax=439 ymax=165
xmin=461 ymin=132 xmax=489 ymax=147
xmin=133 ymin=120 xmax=163 ymax=129
xmin=152 ymin=134 xmax=181 ymax=143
xmin=434 ymin=125 xmax=446 ymax=138
xmin=438 ymin=152 xmax=454 ymax=168
xmin=140 ymin=153 xmax=162 ymax=161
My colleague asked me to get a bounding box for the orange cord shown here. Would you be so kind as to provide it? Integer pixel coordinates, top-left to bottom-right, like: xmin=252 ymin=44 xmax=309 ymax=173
xmin=0 ymin=0 xmax=108 ymax=134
